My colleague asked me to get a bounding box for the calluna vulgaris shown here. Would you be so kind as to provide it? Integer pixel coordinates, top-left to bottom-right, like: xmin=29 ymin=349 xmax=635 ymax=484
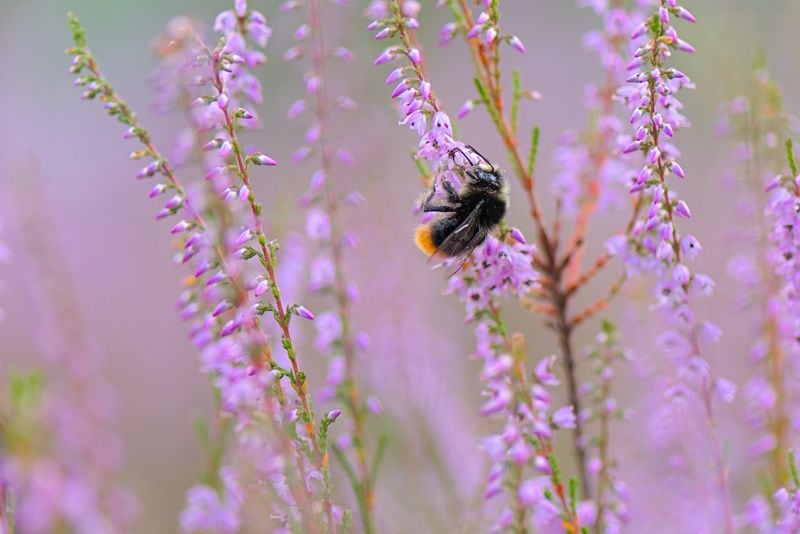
xmin=1 ymin=0 xmax=800 ymax=532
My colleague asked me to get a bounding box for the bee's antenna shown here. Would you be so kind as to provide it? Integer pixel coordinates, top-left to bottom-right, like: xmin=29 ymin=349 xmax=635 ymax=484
xmin=464 ymin=144 xmax=494 ymax=170
xmin=448 ymin=146 xmax=475 ymax=166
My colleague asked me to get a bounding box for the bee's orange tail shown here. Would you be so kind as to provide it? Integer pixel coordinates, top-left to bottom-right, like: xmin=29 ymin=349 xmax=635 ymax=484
xmin=414 ymin=225 xmax=437 ymax=256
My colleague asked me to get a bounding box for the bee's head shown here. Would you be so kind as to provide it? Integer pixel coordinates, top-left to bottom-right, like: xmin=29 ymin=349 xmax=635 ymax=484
xmin=467 ymin=163 xmax=504 ymax=191
xmin=449 ymin=145 xmax=504 ymax=190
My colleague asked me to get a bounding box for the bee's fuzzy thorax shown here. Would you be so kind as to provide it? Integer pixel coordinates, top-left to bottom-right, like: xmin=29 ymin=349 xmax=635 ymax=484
xmin=414 ymin=224 xmax=438 ymax=256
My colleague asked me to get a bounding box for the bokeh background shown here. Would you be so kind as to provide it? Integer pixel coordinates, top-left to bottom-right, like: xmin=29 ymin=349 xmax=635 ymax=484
xmin=3 ymin=0 xmax=800 ymax=532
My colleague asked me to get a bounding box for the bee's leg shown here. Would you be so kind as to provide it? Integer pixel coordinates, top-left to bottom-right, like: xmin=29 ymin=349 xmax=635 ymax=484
xmin=421 ymin=200 xmax=457 ymax=213
xmin=441 ymin=177 xmax=461 ymax=205
xmin=420 ymin=179 xmax=457 ymax=213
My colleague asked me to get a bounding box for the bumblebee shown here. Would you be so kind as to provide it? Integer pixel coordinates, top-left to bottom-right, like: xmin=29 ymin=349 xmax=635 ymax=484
xmin=414 ymin=145 xmax=508 ymax=267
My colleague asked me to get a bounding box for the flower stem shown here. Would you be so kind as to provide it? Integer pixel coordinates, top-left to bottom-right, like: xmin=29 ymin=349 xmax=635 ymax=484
xmin=307 ymin=0 xmax=375 ymax=530
xmin=209 ymin=56 xmax=338 ymax=534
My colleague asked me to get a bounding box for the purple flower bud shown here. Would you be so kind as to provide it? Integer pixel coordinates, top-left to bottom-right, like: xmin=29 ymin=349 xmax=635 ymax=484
xmin=327 ymin=409 xmax=342 ymax=421
xmin=155 ymin=208 xmax=172 ymax=220
xmin=374 ymin=27 xmax=392 ymax=40
xmin=345 ymin=191 xmax=366 ymax=205
xmin=149 ymin=183 xmax=167 ymax=198
xmin=671 ymin=162 xmax=685 ymax=178
xmin=234 ymin=0 xmax=247 ymax=17
xmin=401 ymin=0 xmax=420 ymax=17
xmin=366 ymin=396 xmax=382 ymax=415
xmin=334 ymin=47 xmax=354 ymax=61
xmin=212 ymin=300 xmax=231 ymax=318
xmin=165 ymin=195 xmax=183 ymax=210
xmin=659 ymin=6 xmax=669 ymax=23
xmin=534 ymin=355 xmax=559 ymax=386
xmin=373 ymin=47 xmax=396 ymax=66
xmin=335 ymin=148 xmax=355 ymax=167
xmin=355 ymin=332 xmax=371 ymax=351
xmin=714 ymin=378 xmax=736 ymax=403
xmin=508 ymin=35 xmax=526 ymax=53
xmin=510 ymin=228 xmax=526 ymax=244
xmin=465 ymin=25 xmax=482 ymax=40
xmin=220 ymin=318 xmax=241 ymax=337
xmin=206 ymin=166 xmax=226 ymax=180
xmin=296 ymin=305 xmax=315 ymax=320
xmin=676 ymin=7 xmax=696 ymax=23
xmin=234 ymin=228 xmax=252 ymax=246
xmin=288 ymin=99 xmax=306 ymax=119
xmin=385 ymin=67 xmax=404 ymax=85
xmin=622 ymin=141 xmax=641 ymax=154
xmin=336 ymin=96 xmax=358 ymax=111
xmin=408 ymin=48 xmax=421 ymax=65
xmin=534 ymin=455 xmax=552 ymax=475
xmin=656 ymin=240 xmax=675 ymax=262
xmin=217 ymin=93 xmax=229 ymax=109
xmin=305 ymin=124 xmax=320 ymax=144
xmin=676 ymin=39 xmax=696 ymax=53
xmin=306 ymin=75 xmax=320 ymax=94
xmin=457 ymin=100 xmax=475 ymax=119
xmin=552 ymin=405 xmax=576 ymax=429
xmin=577 ymin=501 xmax=597 ymax=527
xmin=206 ymin=271 xmax=226 ymax=287
xmin=391 ymin=79 xmax=409 ymax=98
xmin=292 ymin=147 xmax=311 ymax=164
xmin=631 ymin=22 xmax=647 ymax=39
xmin=171 ymin=220 xmax=191 ymax=234
xmin=439 ymin=22 xmax=457 ymax=45
xmin=253 ymin=279 xmax=269 ymax=297
xmin=673 ymin=264 xmax=690 ymax=285
xmin=294 ymin=24 xmax=310 ymax=40
xmin=419 ymin=80 xmax=431 ymax=101
xmin=675 ymin=200 xmax=691 ymax=218
xmin=485 ymin=27 xmax=497 ymax=45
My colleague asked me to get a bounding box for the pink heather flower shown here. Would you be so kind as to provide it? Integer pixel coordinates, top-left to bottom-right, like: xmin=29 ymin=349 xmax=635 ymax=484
xmin=457 ymin=99 xmax=474 ymax=119
xmin=295 ymin=305 xmax=315 ymax=320
xmin=508 ymin=35 xmax=526 ymax=53
xmin=616 ymin=4 xmax=735 ymax=529
xmin=314 ymin=311 xmax=343 ymax=352
xmin=180 ymin=467 xmax=242 ymax=533
xmin=552 ymin=405 xmax=577 ymax=429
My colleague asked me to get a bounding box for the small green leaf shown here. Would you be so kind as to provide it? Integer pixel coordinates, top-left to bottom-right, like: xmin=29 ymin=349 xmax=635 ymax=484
xmin=67 ymin=12 xmax=87 ymax=48
xmin=789 ymin=449 xmax=799 ymax=488
xmin=527 ymin=125 xmax=540 ymax=177
xmin=786 ymin=139 xmax=798 ymax=177
xmin=511 ymin=69 xmax=521 ymax=136
xmin=370 ymin=434 xmax=389 ymax=485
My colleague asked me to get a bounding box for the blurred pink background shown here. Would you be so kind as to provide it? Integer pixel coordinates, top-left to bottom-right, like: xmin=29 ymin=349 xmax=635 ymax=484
xmin=3 ymin=0 xmax=800 ymax=531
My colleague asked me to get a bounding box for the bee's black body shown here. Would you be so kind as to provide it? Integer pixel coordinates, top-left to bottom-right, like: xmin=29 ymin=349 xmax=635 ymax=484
xmin=415 ymin=146 xmax=508 ymax=261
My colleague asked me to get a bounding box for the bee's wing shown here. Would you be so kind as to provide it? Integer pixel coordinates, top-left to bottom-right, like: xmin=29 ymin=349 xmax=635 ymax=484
xmin=428 ymin=200 xmax=488 ymax=277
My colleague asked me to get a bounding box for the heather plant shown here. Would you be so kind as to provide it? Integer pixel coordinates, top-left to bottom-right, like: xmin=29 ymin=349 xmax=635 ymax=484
xmin=719 ymin=67 xmax=797 ymax=520
xmin=281 ymin=1 xmax=382 ymax=531
xmin=65 ymin=5 xmax=344 ymax=531
xmin=4 ymin=0 xmax=800 ymax=532
xmin=0 ymin=177 xmax=136 ymax=533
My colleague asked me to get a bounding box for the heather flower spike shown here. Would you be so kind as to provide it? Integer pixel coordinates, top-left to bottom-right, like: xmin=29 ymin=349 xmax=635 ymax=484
xmin=616 ymin=2 xmax=734 ymax=530
xmin=67 ymin=9 xmax=341 ymax=532
xmin=284 ymin=0 xmax=382 ymax=531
